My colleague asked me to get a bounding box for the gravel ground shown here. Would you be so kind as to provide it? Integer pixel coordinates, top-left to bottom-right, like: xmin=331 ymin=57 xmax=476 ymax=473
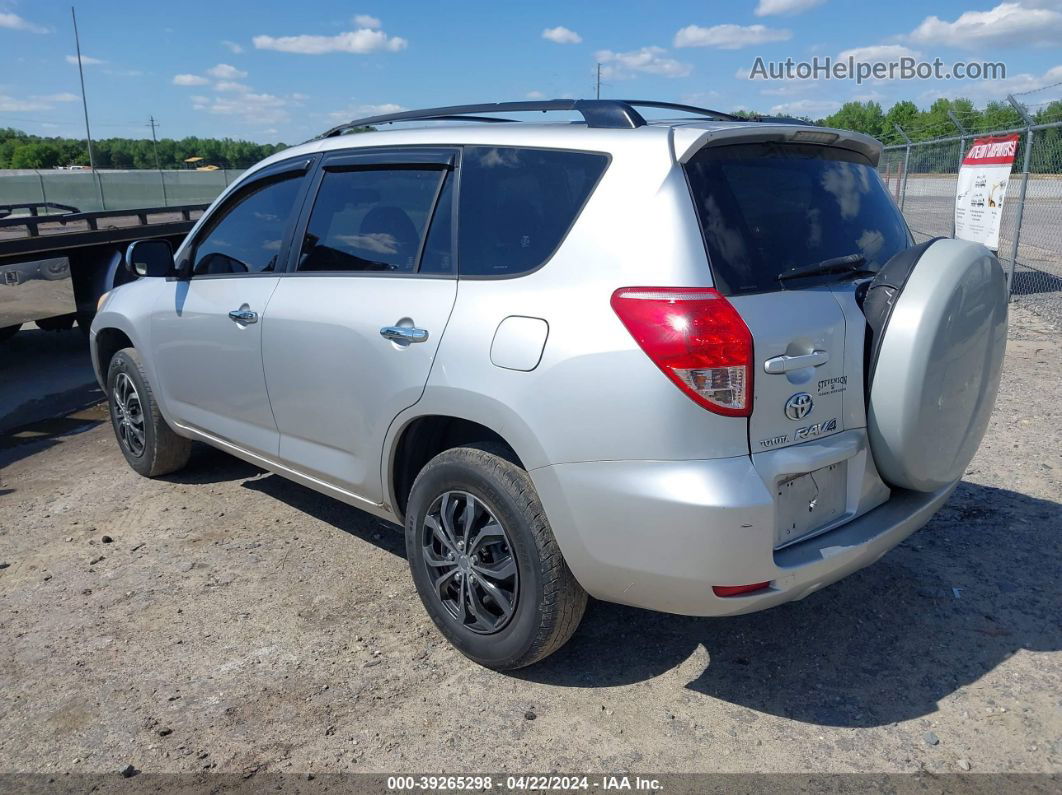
xmin=0 ymin=305 xmax=1059 ymax=778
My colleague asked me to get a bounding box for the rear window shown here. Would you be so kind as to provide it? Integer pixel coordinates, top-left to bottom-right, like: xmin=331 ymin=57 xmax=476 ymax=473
xmin=684 ymin=143 xmax=911 ymax=294
xmin=458 ymin=147 xmax=608 ymax=277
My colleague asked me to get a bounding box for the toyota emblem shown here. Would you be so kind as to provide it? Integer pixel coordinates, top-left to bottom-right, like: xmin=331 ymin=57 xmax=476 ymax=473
xmin=784 ymin=393 xmax=814 ymax=420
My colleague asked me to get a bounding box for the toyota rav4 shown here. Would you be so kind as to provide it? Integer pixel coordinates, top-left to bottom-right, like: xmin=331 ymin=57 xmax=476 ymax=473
xmin=91 ymin=100 xmax=1008 ymax=669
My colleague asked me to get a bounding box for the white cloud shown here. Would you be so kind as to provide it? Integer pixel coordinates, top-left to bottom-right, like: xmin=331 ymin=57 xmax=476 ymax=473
xmin=526 ymin=90 xmax=545 ymax=99
xmin=674 ymin=23 xmax=792 ymax=49
xmin=759 ymin=80 xmax=822 ymax=96
xmin=0 ymin=12 xmax=49 ymax=33
xmin=66 ymin=54 xmax=105 ymax=66
xmin=215 ymin=80 xmax=251 ymax=93
xmin=755 ymin=0 xmax=827 ymax=16
xmin=201 ymin=91 xmax=297 ymax=125
xmin=36 ymin=92 xmax=79 ymax=102
xmin=941 ymin=63 xmax=1062 ymax=99
xmin=173 ymin=73 xmax=210 ymax=86
xmin=206 ymin=63 xmax=248 ymax=79
xmin=354 ymin=14 xmax=381 ymax=29
xmin=327 ymin=103 xmax=406 ymax=121
xmin=852 ymin=90 xmax=886 ymax=102
xmin=908 ymin=2 xmax=1062 ymax=48
xmin=595 ymin=46 xmax=692 ymax=79
xmin=0 ymin=94 xmax=50 ymax=111
xmin=542 ymin=26 xmax=582 ymax=44
xmin=770 ymin=98 xmax=841 ymax=115
xmin=681 ymin=90 xmax=721 ymax=106
xmin=837 ymin=44 xmax=922 ymax=62
xmin=221 ymin=40 xmax=245 ymax=54
xmin=0 ymin=91 xmax=79 ymax=111
xmin=253 ymin=27 xmax=407 ymax=54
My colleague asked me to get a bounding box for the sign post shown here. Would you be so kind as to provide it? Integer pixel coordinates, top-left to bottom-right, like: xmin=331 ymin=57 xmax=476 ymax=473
xmin=954 ymin=133 xmax=1020 ymax=251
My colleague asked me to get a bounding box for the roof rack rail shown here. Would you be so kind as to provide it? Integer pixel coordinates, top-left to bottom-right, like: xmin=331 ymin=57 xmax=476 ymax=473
xmin=318 ymin=99 xmax=741 ymax=138
xmin=748 ymin=115 xmax=811 ymax=125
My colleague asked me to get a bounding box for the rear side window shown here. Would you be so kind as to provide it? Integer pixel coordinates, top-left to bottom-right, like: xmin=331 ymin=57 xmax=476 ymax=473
xmin=458 ymin=147 xmax=608 ymax=277
xmin=684 ymin=143 xmax=911 ymax=294
xmin=298 ymin=168 xmax=450 ymax=274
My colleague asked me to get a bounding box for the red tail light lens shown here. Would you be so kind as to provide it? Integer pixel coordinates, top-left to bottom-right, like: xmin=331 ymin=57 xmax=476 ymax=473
xmin=610 ymin=287 xmax=753 ymax=417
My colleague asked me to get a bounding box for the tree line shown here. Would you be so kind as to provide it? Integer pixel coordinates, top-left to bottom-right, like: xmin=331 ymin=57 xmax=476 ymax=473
xmin=2 ymin=97 xmax=1060 ymax=172
xmin=818 ymin=98 xmax=1062 ymax=174
xmin=0 ymin=128 xmax=291 ymax=170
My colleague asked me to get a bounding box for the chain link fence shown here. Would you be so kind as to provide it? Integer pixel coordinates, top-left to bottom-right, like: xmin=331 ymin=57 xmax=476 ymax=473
xmin=0 ymin=168 xmax=245 ymax=213
xmin=878 ymin=119 xmax=1062 ymax=318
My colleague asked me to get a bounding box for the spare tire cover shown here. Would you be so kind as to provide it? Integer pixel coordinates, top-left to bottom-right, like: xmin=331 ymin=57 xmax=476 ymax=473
xmin=867 ymin=238 xmax=1008 ymax=492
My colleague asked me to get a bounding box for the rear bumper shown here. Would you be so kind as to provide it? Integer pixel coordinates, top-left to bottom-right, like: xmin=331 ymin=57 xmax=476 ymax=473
xmin=530 ymin=453 xmax=955 ymax=617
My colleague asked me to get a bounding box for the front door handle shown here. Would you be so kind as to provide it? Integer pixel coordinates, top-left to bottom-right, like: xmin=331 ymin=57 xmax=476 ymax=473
xmin=764 ymin=350 xmax=829 ymax=374
xmin=228 ymin=308 xmax=258 ymax=324
xmin=380 ymin=325 xmax=429 ymax=344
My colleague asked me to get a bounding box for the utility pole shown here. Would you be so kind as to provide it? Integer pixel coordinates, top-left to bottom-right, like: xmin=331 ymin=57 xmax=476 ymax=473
xmin=147 ymin=115 xmax=169 ymax=206
xmin=71 ymin=6 xmax=103 ymax=207
xmin=71 ymin=7 xmax=95 ymax=170
xmin=147 ymin=115 xmax=161 ymax=169
xmin=595 ymin=63 xmax=602 ymax=99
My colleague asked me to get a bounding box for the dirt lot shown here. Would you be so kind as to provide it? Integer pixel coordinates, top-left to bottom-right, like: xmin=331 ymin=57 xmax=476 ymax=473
xmin=0 ymin=305 xmax=1059 ymax=778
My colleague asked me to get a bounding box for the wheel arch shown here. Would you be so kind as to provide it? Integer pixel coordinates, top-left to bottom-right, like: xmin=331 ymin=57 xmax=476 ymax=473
xmin=93 ymin=326 xmax=134 ymax=385
xmin=385 ymin=396 xmax=548 ymax=522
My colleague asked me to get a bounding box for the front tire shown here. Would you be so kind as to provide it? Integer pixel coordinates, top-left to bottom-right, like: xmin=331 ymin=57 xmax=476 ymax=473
xmin=405 ymin=445 xmax=586 ymax=670
xmin=107 ymin=347 xmax=191 ymax=477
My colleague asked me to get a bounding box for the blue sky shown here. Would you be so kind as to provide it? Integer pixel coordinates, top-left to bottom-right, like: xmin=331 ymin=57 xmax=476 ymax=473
xmin=2 ymin=0 xmax=1061 ymax=142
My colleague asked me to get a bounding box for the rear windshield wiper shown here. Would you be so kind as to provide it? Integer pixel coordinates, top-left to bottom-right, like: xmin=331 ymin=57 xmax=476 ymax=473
xmin=777 ymin=253 xmax=873 ymax=283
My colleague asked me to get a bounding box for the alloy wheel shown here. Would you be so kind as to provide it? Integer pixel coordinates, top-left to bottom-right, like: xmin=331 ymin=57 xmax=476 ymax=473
xmin=421 ymin=490 xmax=519 ymax=634
xmin=112 ymin=372 xmax=146 ymax=458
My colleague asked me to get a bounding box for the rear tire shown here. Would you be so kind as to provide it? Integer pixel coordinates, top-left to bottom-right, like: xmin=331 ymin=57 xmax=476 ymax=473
xmin=405 ymin=445 xmax=586 ymax=670
xmin=107 ymin=347 xmax=191 ymax=477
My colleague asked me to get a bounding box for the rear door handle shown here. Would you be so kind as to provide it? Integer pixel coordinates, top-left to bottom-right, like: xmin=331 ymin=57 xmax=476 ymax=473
xmin=228 ymin=309 xmax=258 ymax=324
xmin=380 ymin=326 xmax=429 ymax=344
xmin=764 ymin=350 xmax=829 ymax=374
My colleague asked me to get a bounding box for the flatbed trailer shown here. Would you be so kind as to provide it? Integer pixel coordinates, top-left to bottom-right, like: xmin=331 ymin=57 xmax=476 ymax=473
xmin=0 ymin=203 xmax=206 ymax=340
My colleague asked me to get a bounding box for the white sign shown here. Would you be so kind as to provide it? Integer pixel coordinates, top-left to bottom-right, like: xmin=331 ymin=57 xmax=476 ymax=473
xmin=954 ymin=134 xmax=1020 ymax=250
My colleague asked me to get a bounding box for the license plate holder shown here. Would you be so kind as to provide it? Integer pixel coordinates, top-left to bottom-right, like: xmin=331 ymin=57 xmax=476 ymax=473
xmin=775 ymin=462 xmax=847 ymax=548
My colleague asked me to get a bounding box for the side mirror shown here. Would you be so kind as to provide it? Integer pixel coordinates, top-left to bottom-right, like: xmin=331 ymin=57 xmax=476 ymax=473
xmin=125 ymin=239 xmax=175 ymax=278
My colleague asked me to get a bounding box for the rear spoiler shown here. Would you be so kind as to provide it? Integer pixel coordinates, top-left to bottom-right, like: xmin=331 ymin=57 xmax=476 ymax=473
xmin=672 ymin=124 xmax=883 ymax=167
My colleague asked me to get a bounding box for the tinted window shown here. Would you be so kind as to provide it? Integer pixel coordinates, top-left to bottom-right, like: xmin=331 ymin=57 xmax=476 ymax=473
xmin=419 ymin=174 xmax=454 ymax=274
xmin=193 ymin=174 xmax=302 ymax=275
xmin=298 ymin=168 xmax=448 ymax=273
xmin=684 ymin=143 xmax=911 ymax=294
xmin=458 ymin=147 xmax=608 ymax=277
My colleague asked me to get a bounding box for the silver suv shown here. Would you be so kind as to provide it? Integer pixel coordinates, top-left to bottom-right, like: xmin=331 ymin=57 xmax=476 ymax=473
xmin=91 ymin=100 xmax=1008 ymax=669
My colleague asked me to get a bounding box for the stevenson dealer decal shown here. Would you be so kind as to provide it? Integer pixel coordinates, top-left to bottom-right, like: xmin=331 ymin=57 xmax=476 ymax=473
xmin=954 ymin=133 xmax=1020 ymax=250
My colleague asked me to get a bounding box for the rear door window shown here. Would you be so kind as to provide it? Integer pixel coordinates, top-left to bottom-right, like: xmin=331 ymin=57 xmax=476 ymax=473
xmin=684 ymin=143 xmax=911 ymax=294
xmin=458 ymin=147 xmax=608 ymax=277
xmin=297 ymin=167 xmax=450 ymax=274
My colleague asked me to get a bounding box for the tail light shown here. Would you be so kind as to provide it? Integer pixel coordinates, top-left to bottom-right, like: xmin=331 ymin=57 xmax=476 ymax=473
xmin=610 ymin=287 xmax=753 ymax=417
